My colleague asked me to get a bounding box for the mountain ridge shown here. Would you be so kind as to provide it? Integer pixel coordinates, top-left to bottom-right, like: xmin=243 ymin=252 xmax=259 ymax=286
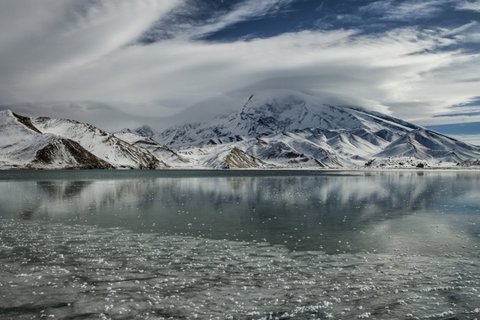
xmin=1 ymin=91 xmax=480 ymax=169
xmin=0 ymin=110 xmax=112 ymax=169
xmin=143 ymin=91 xmax=480 ymax=168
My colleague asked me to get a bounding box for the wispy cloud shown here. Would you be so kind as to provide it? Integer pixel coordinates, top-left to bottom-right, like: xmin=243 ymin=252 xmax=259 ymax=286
xmin=455 ymin=0 xmax=480 ymax=12
xmin=0 ymin=0 xmax=180 ymax=88
xmin=1 ymin=0 xmax=480 ymax=129
xmin=360 ymin=0 xmax=449 ymax=21
xmin=452 ymin=96 xmax=480 ymax=108
xmin=177 ymin=0 xmax=295 ymax=39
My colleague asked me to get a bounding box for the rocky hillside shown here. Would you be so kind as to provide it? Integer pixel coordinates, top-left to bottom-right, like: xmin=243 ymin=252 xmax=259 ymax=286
xmin=0 ymin=110 xmax=111 ymax=169
xmin=0 ymin=111 xmax=165 ymax=169
xmin=32 ymin=117 xmax=164 ymax=169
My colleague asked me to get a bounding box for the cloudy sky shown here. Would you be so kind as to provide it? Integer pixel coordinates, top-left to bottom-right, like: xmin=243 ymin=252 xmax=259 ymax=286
xmin=0 ymin=0 xmax=479 ymax=137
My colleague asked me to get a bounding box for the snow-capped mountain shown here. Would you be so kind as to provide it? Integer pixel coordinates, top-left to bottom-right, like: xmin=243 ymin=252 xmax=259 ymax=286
xmin=32 ymin=116 xmax=164 ymax=169
xmin=0 ymin=110 xmax=111 ymax=169
xmin=157 ymin=91 xmax=413 ymax=148
xmin=114 ymin=130 xmax=189 ymax=167
xmin=145 ymin=90 xmax=480 ymax=168
xmin=0 ymin=110 xmax=165 ymax=169
xmin=2 ymin=90 xmax=480 ymax=169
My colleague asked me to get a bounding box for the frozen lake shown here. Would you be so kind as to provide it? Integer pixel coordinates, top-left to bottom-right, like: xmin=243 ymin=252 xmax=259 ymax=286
xmin=0 ymin=170 xmax=479 ymax=319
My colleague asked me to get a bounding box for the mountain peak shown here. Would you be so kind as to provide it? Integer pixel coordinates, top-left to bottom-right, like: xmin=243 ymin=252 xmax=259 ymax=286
xmin=0 ymin=109 xmax=13 ymax=117
xmin=157 ymin=91 xmax=413 ymax=148
xmin=240 ymin=91 xmax=310 ymax=125
xmin=3 ymin=94 xmax=479 ymax=170
xmin=133 ymin=125 xmax=156 ymax=139
xmin=145 ymin=91 xmax=480 ymax=167
xmin=32 ymin=117 xmax=163 ymax=169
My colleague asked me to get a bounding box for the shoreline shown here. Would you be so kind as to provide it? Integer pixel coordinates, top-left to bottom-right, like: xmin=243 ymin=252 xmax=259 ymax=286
xmin=0 ymin=167 xmax=480 ymax=181
xmin=1 ymin=165 xmax=480 ymax=172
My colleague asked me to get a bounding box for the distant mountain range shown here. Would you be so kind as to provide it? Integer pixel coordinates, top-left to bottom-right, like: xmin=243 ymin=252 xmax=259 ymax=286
xmin=0 ymin=110 xmax=161 ymax=169
xmin=1 ymin=90 xmax=480 ymax=169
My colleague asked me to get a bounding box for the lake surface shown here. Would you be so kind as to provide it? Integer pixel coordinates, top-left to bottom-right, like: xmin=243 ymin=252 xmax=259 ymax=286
xmin=0 ymin=170 xmax=479 ymax=319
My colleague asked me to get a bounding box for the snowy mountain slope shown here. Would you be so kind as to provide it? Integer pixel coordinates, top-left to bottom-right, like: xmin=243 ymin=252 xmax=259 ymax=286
xmin=156 ymin=90 xmax=414 ymax=149
xmin=32 ymin=117 xmax=165 ymax=169
xmin=147 ymin=90 xmax=480 ymax=168
xmin=173 ymin=130 xmax=375 ymax=169
xmin=3 ymin=88 xmax=480 ymax=170
xmin=114 ymin=130 xmax=189 ymax=167
xmin=375 ymin=129 xmax=480 ymax=162
xmin=161 ymin=143 xmax=265 ymax=169
xmin=0 ymin=110 xmax=111 ymax=169
xmin=202 ymin=147 xmax=266 ymax=169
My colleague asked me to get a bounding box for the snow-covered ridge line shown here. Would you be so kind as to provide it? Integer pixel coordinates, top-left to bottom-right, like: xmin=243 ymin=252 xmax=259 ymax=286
xmin=0 ymin=110 xmax=167 ymax=169
xmin=0 ymin=110 xmax=112 ymax=169
xmin=31 ymin=116 xmax=164 ymax=169
xmin=1 ymin=90 xmax=480 ymax=169
xmin=133 ymin=91 xmax=480 ymax=169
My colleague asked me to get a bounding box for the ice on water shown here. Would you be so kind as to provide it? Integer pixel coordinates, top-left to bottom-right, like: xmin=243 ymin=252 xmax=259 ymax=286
xmin=1 ymin=220 xmax=479 ymax=320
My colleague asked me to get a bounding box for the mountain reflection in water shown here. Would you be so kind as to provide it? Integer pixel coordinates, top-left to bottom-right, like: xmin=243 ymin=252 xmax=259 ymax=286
xmin=0 ymin=170 xmax=479 ymax=255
